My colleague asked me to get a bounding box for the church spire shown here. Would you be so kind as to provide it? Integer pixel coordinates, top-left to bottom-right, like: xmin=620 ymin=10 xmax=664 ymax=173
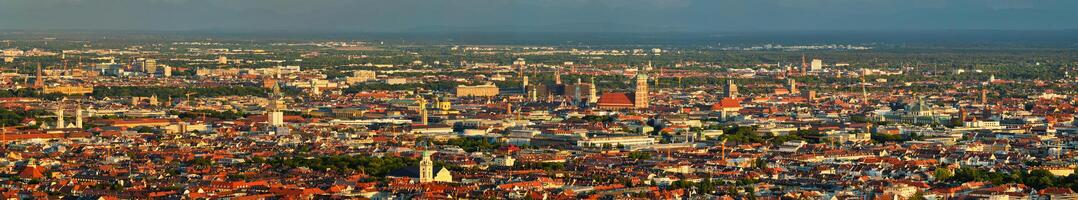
xmin=554 ymin=67 xmax=562 ymax=85
xmin=588 ymin=77 xmax=598 ymax=104
xmin=33 ymin=63 xmax=44 ymax=89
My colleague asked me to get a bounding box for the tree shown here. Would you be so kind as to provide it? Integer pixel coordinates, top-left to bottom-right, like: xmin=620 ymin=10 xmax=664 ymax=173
xmin=909 ymin=191 xmax=927 ymax=200
xmin=934 ymin=168 xmax=953 ymax=181
xmin=627 ymin=152 xmax=651 ymax=160
xmin=753 ymin=158 xmax=767 ymax=170
xmin=437 ymin=137 xmax=504 ymax=152
xmin=0 ymin=109 xmax=28 ymax=126
xmin=720 ymin=126 xmax=764 ymax=143
xmin=941 ymin=167 xmax=1078 ymax=190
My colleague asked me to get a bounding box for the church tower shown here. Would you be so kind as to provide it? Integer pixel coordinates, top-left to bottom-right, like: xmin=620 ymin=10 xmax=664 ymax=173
xmin=149 ymin=95 xmax=159 ymax=106
xmin=54 ymin=105 xmax=64 ymax=129
xmin=800 ymin=54 xmax=808 ymax=75
xmin=419 ymin=151 xmax=434 ymax=183
xmin=75 ymin=104 xmax=83 ymax=129
xmin=725 ymin=80 xmax=738 ymax=98
xmin=267 ymin=82 xmax=285 ymax=127
xmin=554 ymin=68 xmax=562 ymax=85
xmin=33 ymin=63 xmax=44 ymax=89
xmin=588 ymin=77 xmax=598 ymax=104
xmin=522 ymin=75 xmax=534 ymax=101
xmin=416 ymin=96 xmax=429 ymax=126
xmin=634 ymin=71 xmax=649 ymax=109
xmin=436 ymin=96 xmax=451 ymax=112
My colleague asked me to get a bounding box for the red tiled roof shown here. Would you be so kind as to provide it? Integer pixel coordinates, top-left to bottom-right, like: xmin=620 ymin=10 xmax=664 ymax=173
xmin=19 ymin=165 xmax=44 ymax=179
xmin=597 ymin=93 xmax=634 ymax=107
xmin=712 ymin=98 xmax=741 ymax=110
xmin=101 ymin=118 xmax=174 ymax=126
xmin=1040 ymin=187 xmax=1075 ymax=195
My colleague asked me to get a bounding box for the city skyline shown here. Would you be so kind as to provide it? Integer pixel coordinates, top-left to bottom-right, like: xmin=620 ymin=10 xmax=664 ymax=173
xmin=0 ymin=1 xmax=1076 ymax=199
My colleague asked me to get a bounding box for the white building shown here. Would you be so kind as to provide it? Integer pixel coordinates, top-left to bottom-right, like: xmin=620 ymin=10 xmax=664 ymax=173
xmin=345 ymin=70 xmax=377 ymax=84
xmin=810 ymin=59 xmax=823 ymax=71
xmin=577 ymin=135 xmax=657 ymax=149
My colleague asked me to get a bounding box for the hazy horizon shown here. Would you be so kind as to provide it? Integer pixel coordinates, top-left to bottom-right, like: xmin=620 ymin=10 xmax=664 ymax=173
xmin=1 ymin=0 xmax=1076 ymax=32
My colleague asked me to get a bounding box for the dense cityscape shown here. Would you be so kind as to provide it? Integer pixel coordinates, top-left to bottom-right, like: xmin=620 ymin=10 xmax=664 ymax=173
xmin=0 ymin=32 xmax=1072 ymax=200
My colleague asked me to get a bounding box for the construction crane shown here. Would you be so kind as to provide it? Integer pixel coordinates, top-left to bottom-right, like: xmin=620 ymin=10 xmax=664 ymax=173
xmin=185 ymin=92 xmax=197 ymax=106
xmin=861 ymin=68 xmax=869 ymax=106
xmin=720 ymin=138 xmax=729 ymax=161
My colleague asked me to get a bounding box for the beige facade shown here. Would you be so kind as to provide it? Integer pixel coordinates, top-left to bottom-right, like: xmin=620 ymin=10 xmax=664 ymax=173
xmin=456 ymin=84 xmax=499 ymax=97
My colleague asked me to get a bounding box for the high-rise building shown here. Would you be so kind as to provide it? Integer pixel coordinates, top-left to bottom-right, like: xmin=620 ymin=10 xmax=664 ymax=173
xmin=573 ymin=78 xmax=582 ymax=105
xmin=811 ymin=59 xmax=823 ymax=71
xmin=143 ymin=59 xmax=158 ymax=74
xmin=787 ymin=78 xmax=799 ymax=94
xmin=513 ymin=58 xmax=526 ymax=76
xmin=634 ymin=71 xmax=649 ymax=109
xmin=60 ymin=55 xmax=67 ymax=75
xmin=801 ymin=54 xmax=808 ymax=74
xmin=162 ymin=66 xmax=172 ymax=77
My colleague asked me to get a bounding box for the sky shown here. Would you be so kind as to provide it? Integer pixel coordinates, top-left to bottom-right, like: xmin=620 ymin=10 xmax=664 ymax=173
xmin=0 ymin=0 xmax=1075 ymax=32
